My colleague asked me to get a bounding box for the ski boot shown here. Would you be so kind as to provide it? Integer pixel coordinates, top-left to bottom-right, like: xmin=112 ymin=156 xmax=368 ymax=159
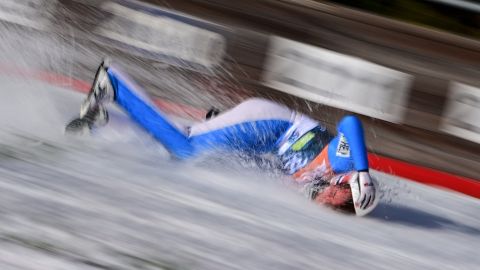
xmin=65 ymin=106 xmax=109 ymax=135
xmin=65 ymin=60 xmax=115 ymax=134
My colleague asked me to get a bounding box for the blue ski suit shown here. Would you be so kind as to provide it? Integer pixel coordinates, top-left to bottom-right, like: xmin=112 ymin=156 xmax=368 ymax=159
xmin=106 ymin=65 xmax=369 ymax=182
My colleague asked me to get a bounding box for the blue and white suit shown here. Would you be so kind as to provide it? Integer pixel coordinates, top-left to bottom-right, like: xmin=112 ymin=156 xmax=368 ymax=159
xmin=107 ymin=65 xmax=369 ymax=181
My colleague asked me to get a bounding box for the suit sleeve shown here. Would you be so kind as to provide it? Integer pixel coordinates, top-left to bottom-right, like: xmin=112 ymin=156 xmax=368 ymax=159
xmin=337 ymin=115 xmax=369 ymax=171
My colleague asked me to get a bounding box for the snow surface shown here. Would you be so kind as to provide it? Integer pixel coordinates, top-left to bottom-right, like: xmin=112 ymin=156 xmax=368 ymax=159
xmin=0 ymin=73 xmax=479 ymax=270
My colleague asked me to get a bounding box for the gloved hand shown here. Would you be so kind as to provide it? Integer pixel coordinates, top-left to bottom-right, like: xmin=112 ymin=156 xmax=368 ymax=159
xmin=356 ymin=171 xmax=376 ymax=210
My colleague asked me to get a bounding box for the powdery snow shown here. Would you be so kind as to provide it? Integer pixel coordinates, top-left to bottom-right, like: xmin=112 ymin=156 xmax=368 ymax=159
xmin=0 ymin=75 xmax=478 ymax=270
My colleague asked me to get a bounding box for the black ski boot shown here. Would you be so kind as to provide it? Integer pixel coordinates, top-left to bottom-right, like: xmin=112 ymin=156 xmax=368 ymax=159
xmin=65 ymin=106 xmax=109 ymax=134
xmin=65 ymin=60 xmax=114 ymax=134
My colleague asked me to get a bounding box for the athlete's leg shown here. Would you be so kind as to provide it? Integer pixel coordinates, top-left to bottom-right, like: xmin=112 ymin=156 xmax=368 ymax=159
xmin=107 ymin=68 xmax=295 ymax=158
xmin=107 ymin=65 xmax=194 ymax=159
xmin=188 ymin=98 xmax=294 ymax=155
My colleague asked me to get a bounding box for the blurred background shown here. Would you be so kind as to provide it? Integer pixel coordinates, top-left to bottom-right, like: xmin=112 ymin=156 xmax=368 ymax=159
xmin=8 ymin=0 xmax=476 ymax=178
xmin=0 ymin=0 xmax=479 ymax=269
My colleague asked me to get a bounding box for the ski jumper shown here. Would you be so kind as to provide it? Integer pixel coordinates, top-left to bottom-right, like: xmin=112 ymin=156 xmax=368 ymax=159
xmin=107 ymin=65 xmax=369 ymax=182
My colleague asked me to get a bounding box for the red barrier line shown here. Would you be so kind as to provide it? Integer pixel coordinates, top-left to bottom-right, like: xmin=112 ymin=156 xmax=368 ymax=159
xmin=368 ymin=154 xmax=480 ymax=198
xmin=5 ymin=66 xmax=480 ymax=199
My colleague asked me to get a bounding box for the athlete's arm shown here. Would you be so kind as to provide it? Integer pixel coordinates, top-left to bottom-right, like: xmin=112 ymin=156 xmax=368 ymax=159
xmin=337 ymin=115 xmax=368 ymax=171
xmin=337 ymin=115 xmax=375 ymax=209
